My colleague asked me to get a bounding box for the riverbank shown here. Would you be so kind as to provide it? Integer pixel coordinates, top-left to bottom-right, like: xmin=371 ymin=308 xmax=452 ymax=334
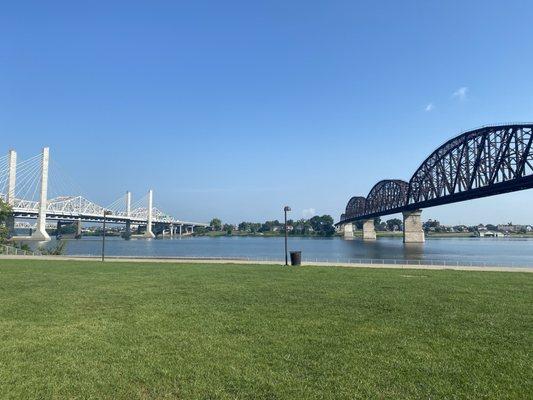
xmin=0 ymin=258 xmax=530 ymax=399
xmin=195 ymin=230 xmax=533 ymax=238
xmin=1 ymin=254 xmax=532 ymax=272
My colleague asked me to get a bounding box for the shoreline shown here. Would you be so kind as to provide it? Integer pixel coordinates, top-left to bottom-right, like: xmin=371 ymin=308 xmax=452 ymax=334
xmin=0 ymin=254 xmax=531 ymax=273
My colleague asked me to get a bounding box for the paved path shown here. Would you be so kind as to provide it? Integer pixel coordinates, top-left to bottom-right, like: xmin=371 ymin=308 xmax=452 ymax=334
xmin=0 ymin=255 xmax=532 ymax=273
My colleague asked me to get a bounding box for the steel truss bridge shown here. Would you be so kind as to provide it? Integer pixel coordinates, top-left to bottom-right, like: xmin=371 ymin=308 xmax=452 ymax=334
xmin=0 ymin=147 xmax=207 ymax=241
xmin=338 ymin=124 xmax=533 ymax=242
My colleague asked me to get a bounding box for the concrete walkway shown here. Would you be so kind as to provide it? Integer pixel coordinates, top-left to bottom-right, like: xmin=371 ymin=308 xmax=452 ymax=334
xmin=0 ymin=254 xmax=532 ymax=273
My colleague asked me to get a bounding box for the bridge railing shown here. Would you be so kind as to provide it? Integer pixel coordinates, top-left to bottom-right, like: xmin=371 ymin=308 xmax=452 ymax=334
xmin=299 ymin=256 xmax=532 ymax=268
xmin=63 ymin=254 xmax=532 ymax=268
xmin=0 ymin=244 xmax=37 ymax=256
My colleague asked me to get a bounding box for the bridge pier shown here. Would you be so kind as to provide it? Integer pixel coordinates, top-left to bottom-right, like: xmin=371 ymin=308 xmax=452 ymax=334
xmin=56 ymin=220 xmax=62 ymax=238
xmin=362 ymin=219 xmax=376 ymax=240
xmin=75 ymin=219 xmax=82 ymax=239
xmin=123 ymin=221 xmax=131 ymax=239
xmin=123 ymin=191 xmax=132 ymax=240
xmin=169 ymin=224 xmax=174 ymax=238
xmin=343 ymin=223 xmax=354 ymax=238
xmin=31 ymin=147 xmax=51 ymax=241
xmin=179 ymin=224 xmax=182 ymax=236
xmin=143 ymin=189 xmax=155 ymax=239
xmin=403 ymin=209 xmax=425 ymax=243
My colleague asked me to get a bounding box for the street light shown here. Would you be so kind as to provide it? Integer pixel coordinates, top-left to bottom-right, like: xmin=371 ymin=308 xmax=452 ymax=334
xmin=101 ymin=210 xmax=112 ymax=262
xmin=284 ymin=206 xmax=291 ymax=265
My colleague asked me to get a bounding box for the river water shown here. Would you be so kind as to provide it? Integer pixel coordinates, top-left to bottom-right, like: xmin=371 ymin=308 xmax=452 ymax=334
xmin=29 ymin=236 xmax=533 ymax=267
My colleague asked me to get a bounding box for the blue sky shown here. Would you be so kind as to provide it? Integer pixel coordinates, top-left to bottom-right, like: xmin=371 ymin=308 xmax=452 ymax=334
xmin=1 ymin=1 xmax=532 ymax=224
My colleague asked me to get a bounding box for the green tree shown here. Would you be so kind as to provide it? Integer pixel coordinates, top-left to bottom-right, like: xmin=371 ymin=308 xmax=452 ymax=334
xmin=386 ymin=218 xmax=403 ymax=231
xmin=0 ymin=198 xmax=12 ymax=243
xmin=259 ymin=220 xmax=281 ymax=232
xmin=222 ymin=224 xmax=233 ymax=235
xmin=210 ymin=218 xmax=222 ymax=231
xmin=309 ymin=215 xmax=335 ymax=236
xmin=193 ymin=226 xmax=207 ymax=235
xmin=292 ymin=219 xmax=310 ymax=235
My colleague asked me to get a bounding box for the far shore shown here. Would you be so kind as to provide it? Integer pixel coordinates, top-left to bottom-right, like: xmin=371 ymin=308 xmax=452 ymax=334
xmin=191 ymin=230 xmax=533 ymax=239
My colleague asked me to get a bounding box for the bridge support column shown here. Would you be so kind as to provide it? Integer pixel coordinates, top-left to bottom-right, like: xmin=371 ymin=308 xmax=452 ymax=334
xmin=143 ymin=189 xmax=155 ymax=239
xmin=32 ymin=147 xmax=51 ymax=241
xmin=403 ymin=209 xmax=425 ymax=243
xmin=179 ymin=224 xmax=182 ymax=236
xmin=123 ymin=191 xmax=132 ymax=240
xmin=123 ymin=221 xmax=131 ymax=239
xmin=75 ymin=219 xmax=82 ymax=239
xmin=362 ymin=219 xmax=376 ymax=240
xmin=126 ymin=191 xmax=131 ymax=217
xmin=343 ymin=223 xmax=354 ymax=238
xmin=169 ymin=224 xmax=174 ymax=238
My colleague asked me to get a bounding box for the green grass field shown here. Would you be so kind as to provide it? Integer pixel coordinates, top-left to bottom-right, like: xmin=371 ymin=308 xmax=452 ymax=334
xmin=0 ymin=259 xmax=531 ymax=399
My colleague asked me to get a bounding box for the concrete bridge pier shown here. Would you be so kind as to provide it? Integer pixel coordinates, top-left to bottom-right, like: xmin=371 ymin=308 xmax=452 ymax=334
xmin=123 ymin=221 xmax=131 ymax=239
xmin=143 ymin=189 xmax=155 ymax=239
xmin=343 ymin=223 xmax=354 ymax=238
xmin=75 ymin=219 xmax=82 ymax=239
xmin=169 ymin=224 xmax=174 ymax=238
xmin=403 ymin=209 xmax=425 ymax=243
xmin=55 ymin=220 xmax=63 ymax=238
xmin=362 ymin=219 xmax=376 ymax=240
xmin=179 ymin=224 xmax=182 ymax=236
xmin=123 ymin=191 xmax=132 ymax=240
xmin=31 ymin=147 xmax=51 ymax=241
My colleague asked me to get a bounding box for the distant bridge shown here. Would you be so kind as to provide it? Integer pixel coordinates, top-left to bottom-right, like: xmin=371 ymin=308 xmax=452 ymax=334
xmin=337 ymin=124 xmax=533 ymax=242
xmin=1 ymin=147 xmax=208 ymax=241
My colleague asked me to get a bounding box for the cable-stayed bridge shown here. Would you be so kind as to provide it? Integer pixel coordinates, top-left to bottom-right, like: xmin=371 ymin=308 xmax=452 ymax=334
xmin=0 ymin=147 xmax=208 ymax=241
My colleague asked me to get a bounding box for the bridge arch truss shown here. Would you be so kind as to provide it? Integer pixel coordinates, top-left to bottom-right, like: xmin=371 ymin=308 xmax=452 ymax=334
xmin=339 ymin=124 xmax=533 ymax=224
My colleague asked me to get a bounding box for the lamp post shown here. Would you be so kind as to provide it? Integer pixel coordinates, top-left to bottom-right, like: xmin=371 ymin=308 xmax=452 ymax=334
xmin=101 ymin=210 xmax=112 ymax=262
xmin=284 ymin=206 xmax=291 ymax=265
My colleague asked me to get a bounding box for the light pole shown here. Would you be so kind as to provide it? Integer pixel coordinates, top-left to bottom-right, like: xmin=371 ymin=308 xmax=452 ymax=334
xmin=284 ymin=206 xmax=291 ymax=265
xmin=101 ymin=210 xmax=112 ymax=262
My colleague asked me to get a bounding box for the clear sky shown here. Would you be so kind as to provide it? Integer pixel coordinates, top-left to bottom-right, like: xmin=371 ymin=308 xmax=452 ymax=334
xmin=1 ymin=1 xmax=532 ymax=225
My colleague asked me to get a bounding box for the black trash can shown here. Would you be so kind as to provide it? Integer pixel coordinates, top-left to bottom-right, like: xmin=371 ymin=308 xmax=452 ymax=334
xmin=290 ymin=251 xmax=301 ymax=266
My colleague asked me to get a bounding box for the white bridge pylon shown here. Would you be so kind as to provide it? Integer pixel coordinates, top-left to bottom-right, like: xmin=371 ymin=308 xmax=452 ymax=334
xmin=0 ymin=147 xmax=208 ymax=241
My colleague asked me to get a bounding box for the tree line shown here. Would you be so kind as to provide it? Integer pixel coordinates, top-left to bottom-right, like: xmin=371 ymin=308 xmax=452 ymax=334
xmin=205 ymin=215 xmax=336 ymax=236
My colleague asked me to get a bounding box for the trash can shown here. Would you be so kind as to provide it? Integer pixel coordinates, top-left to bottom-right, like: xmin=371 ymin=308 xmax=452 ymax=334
xmin=290 ymin=251 xmax=301 ymax=266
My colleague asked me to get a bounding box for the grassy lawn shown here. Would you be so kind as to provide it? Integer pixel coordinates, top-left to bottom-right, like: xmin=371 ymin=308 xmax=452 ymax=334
xmin=0 ymin=260 xmax=531 ymax=399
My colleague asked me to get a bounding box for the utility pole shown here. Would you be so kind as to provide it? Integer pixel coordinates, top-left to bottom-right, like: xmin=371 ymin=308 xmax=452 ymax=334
xmin=284 ymin=206 xmax=291 ymax=265
xmin=101 ymin=210 xmax=112 ymax=262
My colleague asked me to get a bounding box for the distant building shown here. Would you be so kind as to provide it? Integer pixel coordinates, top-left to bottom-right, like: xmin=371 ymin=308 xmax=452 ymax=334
xmin=497 ymin=224 xmax=530 ymax=233
xmin=477 ymin=230 xmax=504 ymax=237
xmin=477 ymin=224 xmax=488 ymax=232
xmin=453 ymin=225 xmax=469 ymax=233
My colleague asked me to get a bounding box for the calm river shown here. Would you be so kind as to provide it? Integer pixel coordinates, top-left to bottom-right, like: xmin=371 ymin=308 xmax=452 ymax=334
xmin=30 ymin=236 xmax=533 ymax=267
